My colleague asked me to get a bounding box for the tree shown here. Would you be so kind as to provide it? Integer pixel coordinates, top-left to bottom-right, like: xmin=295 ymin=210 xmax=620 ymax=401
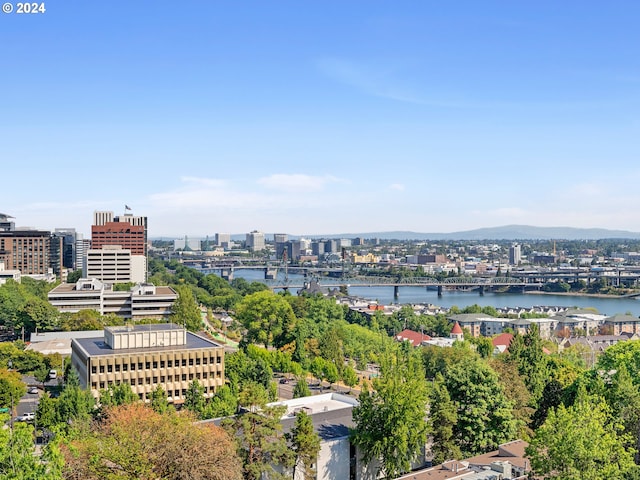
xmin=60 ymin=403 xmax=242 ymax=480
xmin=351 ymin=347 xmax=430 ymax=479
xmin=235 ymin=291 xmax=296 ymax=348
xmin=342 ymin=364 xmax=359 ymax=392
xmin=203 ymin=385 xmax=237 ymax=418
xmin=293 ymin=377 xmax=312 ymax=398
xmin=444 ymin=356 xmax=517 ymax=457
xmin=184 ymin=379 xmax=206 ymax=418
xmin=288 ymin=411 xmax=321 ymax=480
xmin=149 ymin=385 xmax=169 ymax=414
xmin=0 ymin=368 xmax=26 ymax=410
xmin=170 ymin=285 xmax=202 ymax=332
xmin=99 ymin=382 xmax=138 ymax=408
xmin=429 ymin=374 xmax=462 ymax=465
xmin=526 ymin=388 xmax=636 ymax=479
xmin=508 ymin=325 xmax=548 ymax=403
xmin=223 ymin=388 xmax=292 ymax=480
xmin=605 ymin=364 xmax=640 ymax=462
xmin=0 ymin=418 xmax=62 ymax=479
xmin=36 ymin=392 xmax=58 ymax=431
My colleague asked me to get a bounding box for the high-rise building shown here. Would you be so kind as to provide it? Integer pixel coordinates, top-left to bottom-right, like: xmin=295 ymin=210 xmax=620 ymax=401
xmin=0 ymin=229 xmax=53 ymax=276
xmin=246 ymin=230 xmax=265 ymax=252
xmin=85 ymin=245 xmax=146 ymax=283
xmin=509 ymin=244 xmax=521 ymax=266
xmin=215 ymin=233 xmax=231 ymax=248
xmin=54 ymin=228 xmax=78 ymax=270
xmin=75 ymin=234 xmax=90 ymax=273
xmin=91 ymin=210 xmax=148 ymax=280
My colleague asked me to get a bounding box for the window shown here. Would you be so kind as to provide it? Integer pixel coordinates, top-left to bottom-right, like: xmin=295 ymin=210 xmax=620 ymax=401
xmin=115 ymin=364 xmax=120 ymax=372
xmin=189 ymin=373 xmax=194 ymax=380
xmin=99 ymin=366 xmax=105 ymax=373
xmin=195 ymin=358 xmax=201 ymax=366
xmin=160 ymin=376 xmax=165 ymax=382
xmin=216 ymin=356 xmax=221 ymax=364
xmin=167 ymin=375 xmax=173 ymax=382
xmin=91 ymin=366 xmax=97 ymax=374
xmin=188 ymin=359 xmax=193 ymax=366
xmin=145 ymin=362 xmax=150 ymax=369
xmin=196 ymin=373 xmax=201 ymax=379
xmin=181 ymin=359 xmax=186 ymax=367
xmin=160 ymin=361 xmax=165 ymax=368
xmin=138 ymin=363 xmax=143 ymax=370
xmin=91 ymin=382 xmax=97 ymax=389
xmin=167 ymin=360 xmax=172 ymax=368
xmin=99 ymin=382 xmax=105 ymax=389
xmin=174 ymin=390 xmax=180 ymax=398
xmin=153 ymin=376 xmax=158 ymax=383
xmin=202 ymin=372 xmax=208 ymax=379
xmin=202 ymin=357 xmax=207 ymax=365
xmin=130 ymin=379 xmax=135 ymax=386
xmin=152 ymin=361 xmax=158 ymax=369
xmin=137 ymin=378 xmax=143 ymax=385
xmin=123 ymin=364 xmax=128 ymax=372
xmin=181 ymin=374 xmax=187 ymax=381
xmin=107 ymin=365 xmax=113 ymax=373
xmin=130 ymin=363 xmax=136 ymax=371
xmin=146 ymin=377 xmax=151 ymax=385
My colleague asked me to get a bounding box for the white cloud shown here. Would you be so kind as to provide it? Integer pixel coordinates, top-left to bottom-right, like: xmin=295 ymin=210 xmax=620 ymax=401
xmin=389 ymin=183 xmax=405 ymax=191
xmin=256 ymin=174 xmax=345 ymax=192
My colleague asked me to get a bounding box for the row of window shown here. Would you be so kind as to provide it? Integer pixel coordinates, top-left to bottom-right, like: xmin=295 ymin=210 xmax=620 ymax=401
xmin=91 ymin=356 xmax=222 ymax=374
xmin=91 ymin=370 xmax=221 ymax=390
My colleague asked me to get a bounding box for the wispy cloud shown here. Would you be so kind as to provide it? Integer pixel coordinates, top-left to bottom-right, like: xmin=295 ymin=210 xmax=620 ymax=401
xmin=257 ymin=174 xmax=346 ymax=192
xmin=389 ymin=183 xmax=405 ymax=191
xmin=316 ymin=57 xmax=426 ymax=105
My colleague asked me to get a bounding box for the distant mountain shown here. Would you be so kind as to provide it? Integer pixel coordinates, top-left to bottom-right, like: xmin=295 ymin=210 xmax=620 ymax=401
xmin=152 ymin=225 xmax=640 ymax=242
xmin=309 ymin=225 xmax=640 ymax=241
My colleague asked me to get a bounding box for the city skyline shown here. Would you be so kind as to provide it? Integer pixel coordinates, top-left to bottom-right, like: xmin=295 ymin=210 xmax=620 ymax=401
xmin=2 ymin=2 xmax=640 ymax=237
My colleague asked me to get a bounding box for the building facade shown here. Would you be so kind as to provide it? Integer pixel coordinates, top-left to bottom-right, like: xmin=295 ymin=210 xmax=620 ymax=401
xmin=48 ymin=278 xmax=177 ymax=320
xmin=71 ymin=324 xmax=224 ymax=403
xmin=0 ymin=229 xmax=53 ymax=276
xmin=85 ymin=246 xmax=146 ymax=284
xmin=246 ymin=230 xmax=265 ymax=252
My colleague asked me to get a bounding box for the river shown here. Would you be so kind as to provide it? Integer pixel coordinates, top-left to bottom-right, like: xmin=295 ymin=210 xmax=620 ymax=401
xmin=217 ymin=269 xmax=640 ymax=317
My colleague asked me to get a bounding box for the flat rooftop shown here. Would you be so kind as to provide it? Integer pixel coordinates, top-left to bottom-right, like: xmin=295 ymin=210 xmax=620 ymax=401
xmin=272 ymin=393 xmax=358 ymax=441
xmin=73 ymin=331 xmax=222 ymax=357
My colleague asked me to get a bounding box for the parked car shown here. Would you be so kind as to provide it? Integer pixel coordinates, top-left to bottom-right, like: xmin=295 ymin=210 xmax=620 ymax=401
xmin=27 ymin=387 xmax=39 ymax=394
xmin=49 ymin=369 xmax=57 ymax=379
xmin=15 ymin=412 xmax=35 ymax=422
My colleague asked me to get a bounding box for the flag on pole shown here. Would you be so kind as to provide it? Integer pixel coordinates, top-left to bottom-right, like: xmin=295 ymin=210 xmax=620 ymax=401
xmin=125 ymin=205 xmax=132 ymax=211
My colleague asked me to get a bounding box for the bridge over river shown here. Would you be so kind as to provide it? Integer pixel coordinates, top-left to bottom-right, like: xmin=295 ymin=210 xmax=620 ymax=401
xmin=265 ymin=276 xmax=542 ymax=297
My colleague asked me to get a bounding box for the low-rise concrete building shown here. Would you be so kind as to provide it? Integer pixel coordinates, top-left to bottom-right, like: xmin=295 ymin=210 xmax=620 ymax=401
xmin=71 ymin=324 xmax=224 ymax=404
xmin=48 ymin=278 xmax=177 ymax=321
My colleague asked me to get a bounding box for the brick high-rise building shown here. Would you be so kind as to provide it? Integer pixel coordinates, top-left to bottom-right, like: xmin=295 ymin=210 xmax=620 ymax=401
xmin=0 ymin=229 xmax=53 ymax=276
xmin=91 ymin=210 xmax=148 ymax=280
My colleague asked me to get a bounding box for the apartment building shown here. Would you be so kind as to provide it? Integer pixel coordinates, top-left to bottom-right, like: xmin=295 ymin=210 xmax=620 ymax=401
xmin=71 ymin=324 xmax=224 ymax=403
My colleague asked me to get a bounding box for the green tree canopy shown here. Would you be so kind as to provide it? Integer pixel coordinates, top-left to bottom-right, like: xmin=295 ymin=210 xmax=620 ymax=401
xmin=444 ymin=356 xmax=517 ymax=457
xmin=351 ymin=347 xmax=430 ymax=479
xmin=526 ymin=387 xmax=637 ymax=479
xmin=288 ymin=411 xmax=321 ymax=480
xmin=170 ymin=285 xmax=202 ymax=332
xmin=235 ymin=291 xmax=296 ymax=348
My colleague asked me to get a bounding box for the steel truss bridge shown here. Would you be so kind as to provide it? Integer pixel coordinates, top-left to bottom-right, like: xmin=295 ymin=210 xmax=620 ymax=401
xmin=264 ymin=276 xmax=542 ymax=290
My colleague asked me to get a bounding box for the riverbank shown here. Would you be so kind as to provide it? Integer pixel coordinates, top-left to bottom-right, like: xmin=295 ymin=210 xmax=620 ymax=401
xmin=525 ymin=290 xmax=639 ymax=299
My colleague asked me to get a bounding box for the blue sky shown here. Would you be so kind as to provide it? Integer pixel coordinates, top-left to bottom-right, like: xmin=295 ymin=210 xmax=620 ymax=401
xmin=2 ymin=1 xmax=640 ymax=237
